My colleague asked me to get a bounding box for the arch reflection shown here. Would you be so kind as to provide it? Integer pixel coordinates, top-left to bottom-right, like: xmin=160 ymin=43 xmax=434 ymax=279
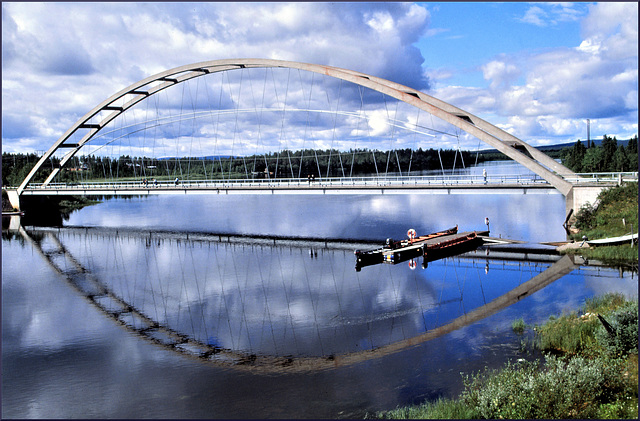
xmin=18 ymin=226 xmax=578 ymax=373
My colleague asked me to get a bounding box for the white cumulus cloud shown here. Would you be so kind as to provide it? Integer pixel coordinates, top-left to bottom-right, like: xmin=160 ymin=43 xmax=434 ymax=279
xmin=2 ymin=2 xmax=431 ymax=154
xmin=433 ymin=2 xmax=637 ymax=145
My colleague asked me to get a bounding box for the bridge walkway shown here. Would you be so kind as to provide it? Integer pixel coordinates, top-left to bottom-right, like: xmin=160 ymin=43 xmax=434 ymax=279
xmin=16 ymin=172 xmax=634 ymax=197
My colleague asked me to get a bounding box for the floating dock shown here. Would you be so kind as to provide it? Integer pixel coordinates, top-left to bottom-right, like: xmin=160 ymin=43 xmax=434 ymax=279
xmin=355 ymin=228 xmax=487 ymax=270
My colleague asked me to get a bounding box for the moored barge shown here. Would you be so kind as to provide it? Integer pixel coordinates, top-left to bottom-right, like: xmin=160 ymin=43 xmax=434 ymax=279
xmin=355 ymin=226 xmax=485 ymax=270
xmin=423 ymin=231 xmax=483 ymax=263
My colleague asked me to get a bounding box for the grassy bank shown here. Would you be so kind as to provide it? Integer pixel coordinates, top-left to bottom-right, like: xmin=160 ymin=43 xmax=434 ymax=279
xmin=371 ymin=293 xmax=638 ymax=419
xmin=2 ymin=189 xmax=100 ymax=214
xmin=564 ymin=182 xmax=638 ymax=264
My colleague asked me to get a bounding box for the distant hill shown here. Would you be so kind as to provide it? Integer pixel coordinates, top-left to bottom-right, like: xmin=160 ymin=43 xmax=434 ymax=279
xmin=478 ymin=137 xmax=634 ymax=155
xmin=157 ymin=138 xmax=635 ymax=160
xmin=157 ymin=155 xmax=236 ymax=160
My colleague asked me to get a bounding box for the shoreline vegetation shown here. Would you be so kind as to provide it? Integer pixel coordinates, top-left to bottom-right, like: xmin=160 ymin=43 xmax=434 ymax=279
xmin=370 ymin=182 xmax=638 ymax=419
xmin=2 ymin=190 xmax=99 ymax=215
xmin=370 ymin=293 xmax=638 ymax=419
xmin=562 ymin=181 xmax=638 ymax=265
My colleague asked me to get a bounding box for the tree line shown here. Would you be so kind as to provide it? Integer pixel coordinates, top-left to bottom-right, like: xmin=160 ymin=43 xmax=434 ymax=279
xmin=2 ymin=147 xmax=493 ymax=186
xmin=561 ymin=135 xmax=638 ymax=173
xmin=3 ymin=136 xmax=637 ymax=187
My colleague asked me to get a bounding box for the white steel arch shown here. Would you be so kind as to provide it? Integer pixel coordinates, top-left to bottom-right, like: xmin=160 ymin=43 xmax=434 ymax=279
xmin=17 ymin=59 xmax=576 ymax=196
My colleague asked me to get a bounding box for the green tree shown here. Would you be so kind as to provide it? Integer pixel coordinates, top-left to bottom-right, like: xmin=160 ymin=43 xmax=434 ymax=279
xmin=561 ymin=139 xmax=589 ymax=172
xmin=565 ymin=139 xmax=587 ymax=172
xmin=601 ymin=135 xmax=618 ymax=169
xmin=627 ymin=135 xmax=637 ymax=154
xmin=612 ymin=145 xmax=628 ymax=172
xmin=582 ymin=147 xmax=603 ymax=172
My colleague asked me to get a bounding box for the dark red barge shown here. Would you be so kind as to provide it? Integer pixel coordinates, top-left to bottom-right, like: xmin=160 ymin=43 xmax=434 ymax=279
xmin=354 ymin=226 xmax=486 ymax=271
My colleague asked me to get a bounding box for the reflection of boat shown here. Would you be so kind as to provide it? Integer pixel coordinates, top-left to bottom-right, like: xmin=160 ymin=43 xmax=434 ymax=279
xmin=355 ymin=226 xmax=458 ymax=270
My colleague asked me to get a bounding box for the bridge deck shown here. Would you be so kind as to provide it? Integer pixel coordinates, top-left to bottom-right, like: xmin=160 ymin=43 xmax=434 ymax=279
xmin=12 ymin=172 xmax=634 ymax=199
xmin=20 ymin=184 xmax=565 ymax=196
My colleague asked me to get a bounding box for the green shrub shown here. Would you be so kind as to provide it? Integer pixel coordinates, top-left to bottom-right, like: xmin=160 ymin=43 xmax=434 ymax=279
xmin=596 ymin=300 xmax=639 ymax=358
xmin=373 ymin=294 xmax=638 ymax=420
xmin=534 ymin=311 xmax=600 ymax=355
xmin=511 ymin=318 xmax=526 ymax=335
xmin=461 ymin=355 xmax=627 ymax=419
xmin=596 ymin=396 xmax=639 ymax=419
xmin=598 ymin=182 xmax=638 ymax=208
xmin=569 ymin=183 xmax=638 ymax=260
xmin=575 ymin=202 xmax=598 ymax=230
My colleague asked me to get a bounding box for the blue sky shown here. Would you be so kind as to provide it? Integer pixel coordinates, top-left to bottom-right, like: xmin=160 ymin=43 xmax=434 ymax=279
xmin=2 ymin=2 xmax=637 ymax=156
xmin=417 ymin=2 xmax=586 ymax=87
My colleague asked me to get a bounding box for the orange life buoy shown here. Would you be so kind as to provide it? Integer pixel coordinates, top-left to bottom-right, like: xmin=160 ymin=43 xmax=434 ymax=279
xmin=408 ymin=259 xmax=417 ymax=270
xmin=407 ymin=228 xmax=416 ymax=240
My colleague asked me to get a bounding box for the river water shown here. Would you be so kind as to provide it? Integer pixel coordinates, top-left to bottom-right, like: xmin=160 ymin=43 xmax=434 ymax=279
xmin=2 ymin=164 xmax=638 ymax=418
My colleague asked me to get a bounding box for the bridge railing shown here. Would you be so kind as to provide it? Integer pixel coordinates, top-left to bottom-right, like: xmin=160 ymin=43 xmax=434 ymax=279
xmin=19 ymin=172 xmax=637 ymax=191
xmin=564 ymin=172 xmax=638 ymax=184
xmin=24 ymin=173 xmax=550 ymax=190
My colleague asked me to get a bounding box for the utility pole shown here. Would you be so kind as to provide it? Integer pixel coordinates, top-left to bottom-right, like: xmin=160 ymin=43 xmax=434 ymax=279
xmin=586 ymin=119 xmax=590 ymax=147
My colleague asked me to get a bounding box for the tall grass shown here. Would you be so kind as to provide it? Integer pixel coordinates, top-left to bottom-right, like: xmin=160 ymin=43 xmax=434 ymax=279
xmin=371 ymin=293 xmax=639 ymax=419
xmin=511 ymin=317 xmax=526 ymax=334
xmin=534 ymin=312 xmax=600 ymax=355
xmin=373 ymin=399 xmax=476 ymax=419
xmin=534 ymin=292 xmax=629 ymax=355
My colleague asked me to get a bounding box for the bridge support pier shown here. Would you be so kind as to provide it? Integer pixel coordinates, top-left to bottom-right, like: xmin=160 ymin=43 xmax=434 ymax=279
xmin=571 ymin=186 xmax=607 ymax=211
xmin=6 ymin=190 xmax=21 ymax=211
xmin=565 ymin=185 xmax=609 ymax=226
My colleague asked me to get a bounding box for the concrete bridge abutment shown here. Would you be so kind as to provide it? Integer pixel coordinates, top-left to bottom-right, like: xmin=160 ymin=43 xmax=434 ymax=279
xmin=5 ymin=190 xmax=21 ymax=211
xmin=571 ymin=186 xmax=607 ymax=210
xmin=565 ymin=185 xmax=614 ymax=226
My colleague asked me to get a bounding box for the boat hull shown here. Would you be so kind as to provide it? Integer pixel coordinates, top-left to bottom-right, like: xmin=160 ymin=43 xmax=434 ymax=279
xmin=423 ymin=232 xmax=483 ymax=263
xmin=355 ymin=227 xmax=458 ymax=271
xmin=355 ymin=228 xmax=484 ymax=270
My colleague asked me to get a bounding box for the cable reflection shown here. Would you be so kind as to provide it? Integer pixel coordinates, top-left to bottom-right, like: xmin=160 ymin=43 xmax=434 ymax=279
xmin=18 ymin=226 xmax=579 ymax=373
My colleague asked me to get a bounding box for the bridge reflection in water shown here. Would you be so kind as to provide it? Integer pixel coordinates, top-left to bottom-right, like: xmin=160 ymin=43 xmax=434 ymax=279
xmin=19 ymin=226 xmax=579 ymax=373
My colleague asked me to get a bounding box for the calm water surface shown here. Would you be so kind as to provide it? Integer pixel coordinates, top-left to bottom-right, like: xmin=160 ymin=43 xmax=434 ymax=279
xmin=2 ymin=188 xmax=637 ymax=418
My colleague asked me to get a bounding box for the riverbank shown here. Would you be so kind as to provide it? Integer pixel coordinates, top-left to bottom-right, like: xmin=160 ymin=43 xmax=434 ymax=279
xmin=2 ymin=189 xmax=100 ymax=213
xmin=561 ymin=182 xmax=638 ymax=265
xmin=370 ymin=292 xmax=638 ymax=419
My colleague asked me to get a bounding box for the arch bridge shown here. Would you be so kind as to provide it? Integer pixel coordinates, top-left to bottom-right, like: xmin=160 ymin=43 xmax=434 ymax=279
xmin=6 ymin=59 xmax=630 ymax=213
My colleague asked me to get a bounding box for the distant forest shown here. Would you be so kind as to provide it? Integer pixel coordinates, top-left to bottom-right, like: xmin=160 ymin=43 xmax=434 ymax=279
xmin=2 ymin=147 xmax=499 ymax=186
xmin=561 ymin=135 xmax=638 ymax=173
xmin=2 ymin=136 xmax=637 ymax=187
